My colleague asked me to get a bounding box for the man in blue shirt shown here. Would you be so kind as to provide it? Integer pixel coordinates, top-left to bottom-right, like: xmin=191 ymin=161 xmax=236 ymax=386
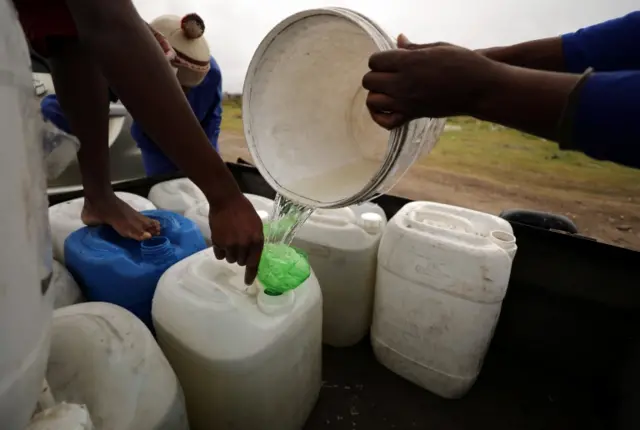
xmin=362 ymin=11 xmax=640 ymax=169
xmin=41 ymin=13 xmax=223 ymax=177
xmin=135 ymin=13 xmax=223 ymax=176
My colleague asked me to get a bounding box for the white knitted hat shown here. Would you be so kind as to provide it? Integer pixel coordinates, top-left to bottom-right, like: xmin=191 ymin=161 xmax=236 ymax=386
xmin=150 ymin=13 xmax=211 ymax=87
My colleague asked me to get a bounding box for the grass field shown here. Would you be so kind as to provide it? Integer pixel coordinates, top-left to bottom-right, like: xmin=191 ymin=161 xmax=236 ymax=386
xmin=219 ymin=99 xmax=640 ymax=250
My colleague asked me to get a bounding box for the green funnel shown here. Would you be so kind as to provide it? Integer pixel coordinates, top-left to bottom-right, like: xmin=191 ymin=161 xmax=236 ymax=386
xmin=257 ymin=243 xmax=310 ymax=296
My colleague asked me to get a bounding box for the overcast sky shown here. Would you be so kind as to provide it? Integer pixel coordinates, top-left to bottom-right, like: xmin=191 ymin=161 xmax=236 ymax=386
xmin=133 ymin=0 xmax=637 ymax=92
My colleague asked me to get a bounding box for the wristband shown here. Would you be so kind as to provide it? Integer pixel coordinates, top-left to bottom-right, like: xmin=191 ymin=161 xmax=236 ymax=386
xmin=557 ymin=67 xmax=594 ymax=149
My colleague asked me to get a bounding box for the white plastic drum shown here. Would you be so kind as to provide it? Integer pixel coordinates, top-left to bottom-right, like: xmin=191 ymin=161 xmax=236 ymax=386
xmin=51 ymin=260 xmax=84 ymax=310
xmin=46 ymin=302 xmax=189 ymax=430
xmin=147 ymin=178 xmax=206 ymax=215
xmin=27 ymin=403 xmax=93 ymax=430
xmin=184 ymin=193 xmax=274 ymax=245
xmin=48 ymin=192 xmax=156 ymax=263
xmin=293 ymin=206 xmax=385 ymax=347
xmin=243 ymin=7 xmax=445 ymax=208
xmin=372 ymin=202 xmax=517 ymax=398
xmin=0 ymin=3 xmax=55 ymax=429
xmin=153 ymin=249 xmax=322 ymax=430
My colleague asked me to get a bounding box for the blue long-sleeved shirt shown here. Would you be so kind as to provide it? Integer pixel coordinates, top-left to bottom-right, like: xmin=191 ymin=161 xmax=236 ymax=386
xmin=131 ymin=57 xmax=223 ymax=176
xmin=561 ymin=11 xmax=640 ymax=168
xmin=40 ymin=56 xmax=223 ymax=177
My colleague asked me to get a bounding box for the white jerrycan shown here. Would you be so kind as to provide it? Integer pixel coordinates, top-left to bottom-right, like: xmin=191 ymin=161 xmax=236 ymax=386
xmin=48 ymin=192 xmax=156 ymax=263
xmin=184 ymin=193 xmax=274 ymax=245
xmin=46 ymin=302 xmax=189 ymax=430
xmin=0 ymin=2 xmax=54 ymax=428
xmin=152 ymin=248 xmax=323 ymax=430
xmin=293 ymin=206 xmax=386 ymax=347
xmin=147 ymin=178 xmax=206 ymax=215
xmin=372 ymin=201 xmax=517 ymax=399
xmin=51 ymin=260 xmax=84 ymax=309
xmin=27 ymin=403 xmax=93 ymax=430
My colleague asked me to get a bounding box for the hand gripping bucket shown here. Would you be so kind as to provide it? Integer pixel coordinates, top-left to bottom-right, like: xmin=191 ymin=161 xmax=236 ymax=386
xmin=243 ymin=7 xmax=446 ymax=208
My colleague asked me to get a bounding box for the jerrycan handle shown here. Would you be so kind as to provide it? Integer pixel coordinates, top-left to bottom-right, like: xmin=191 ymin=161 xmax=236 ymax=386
xmin=405 ymin=208 xmax=474 ymax=234
xmin=308 ymin=211 xmax=351 ymax=227
xmin=185 ymin=257 xmax=258 ymax=302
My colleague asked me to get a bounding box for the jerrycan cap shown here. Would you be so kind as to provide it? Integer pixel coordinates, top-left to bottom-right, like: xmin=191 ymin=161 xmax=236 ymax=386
xmin=359 ymin=212 xmax=384 ymax=234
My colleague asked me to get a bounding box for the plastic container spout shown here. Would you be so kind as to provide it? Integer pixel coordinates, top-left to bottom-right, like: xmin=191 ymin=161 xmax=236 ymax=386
xmin=140 ymin=236 xmax=176 ymax=263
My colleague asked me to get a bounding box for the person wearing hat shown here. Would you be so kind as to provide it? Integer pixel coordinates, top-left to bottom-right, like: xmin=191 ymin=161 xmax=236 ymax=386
xmin=132 ymin=13 xmax=224 ymax=176
xmin=14 ymin=0 xmax=263 ymax=285
xmin=40 ymin=13 xmax=224 ymax=177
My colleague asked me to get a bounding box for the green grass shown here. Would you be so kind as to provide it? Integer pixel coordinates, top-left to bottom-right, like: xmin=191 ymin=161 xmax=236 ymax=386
xmin=425 ymin=117 xmax=640 ymax=198
xmin=220 ymin=101 xmax=640 ymax=199
xmin=221 ymin=98 xmax=243 ymax=133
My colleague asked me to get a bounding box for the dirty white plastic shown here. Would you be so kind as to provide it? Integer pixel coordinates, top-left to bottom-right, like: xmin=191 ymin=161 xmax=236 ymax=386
xmin=48 ymin=192 xmax=156 ymax=263
xmin=0 ymin=4 xmax=55 ymax=429
xmin=47 ymin=302 xmax=188 ymax=430
xmin=147 ymin=178 xmax=206 ymax=215
xmin=153 ymin=249 xmax=322 ymax=430
xmin=42 ymin=120 xmax=80 ymax=181
xmin=50 ymin=261 xmax=84 ymax=309
xmin=243 ymin=7 xmax=445 ymax=208
xmin=371 ymin=201 xmax=517 ymax=398
xmin=36 ymin=380 xmax=57 ymax=413
xmin=27 ymin=403 xmax=93 ymax=430
xmin=184 ymin=193 xmax=275 ymax=245
xmin=292 ymin=206 xmax=386 ymax=347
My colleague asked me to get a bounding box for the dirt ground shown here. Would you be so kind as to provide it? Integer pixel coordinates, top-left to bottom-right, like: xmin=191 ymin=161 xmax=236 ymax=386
xmin=219 ymin=133 xmax=640 ymax=251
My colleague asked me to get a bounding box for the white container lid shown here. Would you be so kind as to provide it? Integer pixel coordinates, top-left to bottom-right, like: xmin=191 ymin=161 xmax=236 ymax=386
xmin=243 ymin=8 xmax=445 ymax=209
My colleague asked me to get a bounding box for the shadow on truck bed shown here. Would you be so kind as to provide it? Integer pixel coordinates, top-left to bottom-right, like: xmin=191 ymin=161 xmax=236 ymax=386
xmin=48 ymin=162 xmax=640 ymax=430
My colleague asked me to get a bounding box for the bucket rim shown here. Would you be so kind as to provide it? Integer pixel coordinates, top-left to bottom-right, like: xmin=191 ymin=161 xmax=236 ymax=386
xmin=242 ymin=7 xmax=405 ymax=209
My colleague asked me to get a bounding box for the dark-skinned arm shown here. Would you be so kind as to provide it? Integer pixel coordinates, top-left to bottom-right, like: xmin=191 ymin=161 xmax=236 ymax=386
xmin=477 ymin=38 xmax=566 ymax=72
xmin=472 ymin=64 xmax=640 ymax=169
xmin=64 ymin=0 xmax=241 ymax=205
xmin=478 ymin=11 xmax=640 ymax=74
xmin=471 ymin=64 xmax=580 ymax=140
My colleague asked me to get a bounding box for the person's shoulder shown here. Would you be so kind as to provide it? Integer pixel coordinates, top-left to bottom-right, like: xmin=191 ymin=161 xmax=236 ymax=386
xmin=209 ymin=55 xmax=221 ymax=70
xmin=207 ymin=56 xmax=221 ymax=78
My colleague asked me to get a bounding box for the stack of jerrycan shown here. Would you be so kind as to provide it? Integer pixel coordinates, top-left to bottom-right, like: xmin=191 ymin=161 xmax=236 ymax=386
xmin=152 ymin=244 xmax=322 ymax=430
xmin=45 ymin=302 xmax=188 ymax=429
xmin=186 ymin=192 xmax=387 ymax=348
xmin=372 ymin=201 xmax=518 ymax=399
xmin=292 ymin=205 xmax=386 ymax=347
xmin=148 ymin=178 xmax=206 ymax=215
xmin=48 ymin=192 xmax=156 ymax=263
xmin=50 ymin=260 xmax=84 ymax=309
xmin=185 ymin=193 xmax=274 ymax=245
xmin=64 ymin=210 xmax=207 ymax=330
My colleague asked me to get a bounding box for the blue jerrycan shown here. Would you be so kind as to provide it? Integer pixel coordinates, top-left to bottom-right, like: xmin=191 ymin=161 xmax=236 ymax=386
xmin=64 ymin=209 xmax=207 ymax=329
